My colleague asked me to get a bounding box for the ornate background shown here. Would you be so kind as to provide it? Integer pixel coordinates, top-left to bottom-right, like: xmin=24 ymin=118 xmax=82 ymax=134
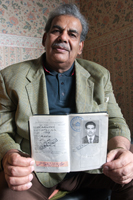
xmin=0 ymin=0 xmax=133 ymax=137
xmin=0 ymin=0 xmax=79 ymax=68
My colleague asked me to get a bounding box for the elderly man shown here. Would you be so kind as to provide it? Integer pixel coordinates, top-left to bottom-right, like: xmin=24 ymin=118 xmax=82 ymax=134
xmin=0 ymin=3 xmax=133 ymax=200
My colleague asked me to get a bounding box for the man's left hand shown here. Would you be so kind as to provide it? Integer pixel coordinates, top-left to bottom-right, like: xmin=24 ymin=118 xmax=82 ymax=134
xmin=103 ymin=148 xmax=133 ymax=184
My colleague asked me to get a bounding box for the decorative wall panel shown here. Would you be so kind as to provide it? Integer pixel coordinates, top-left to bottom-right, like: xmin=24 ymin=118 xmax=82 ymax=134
xmin=0 ymin=33 xmax=44 ymax=69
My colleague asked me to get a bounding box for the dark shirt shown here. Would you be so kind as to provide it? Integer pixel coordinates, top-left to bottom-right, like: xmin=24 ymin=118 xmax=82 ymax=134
xmin=44 ymin=62 xmax=76 ymax=115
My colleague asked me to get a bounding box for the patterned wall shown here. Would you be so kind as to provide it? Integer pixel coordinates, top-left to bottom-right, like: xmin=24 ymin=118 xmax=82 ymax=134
xmin=0 ymin=0 xmax=79 ymax=69
xmin=0 ymin=0 xmax=133 ymax=136
xmin=80 ymin=0 xmax=133 ymax=136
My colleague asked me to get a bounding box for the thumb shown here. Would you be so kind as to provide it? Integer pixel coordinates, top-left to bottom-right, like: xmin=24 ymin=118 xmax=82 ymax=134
xmin=106 ymin=149 xmax=119 ymax=163
xmin=8 ymin=153 xmax=35 ymax=167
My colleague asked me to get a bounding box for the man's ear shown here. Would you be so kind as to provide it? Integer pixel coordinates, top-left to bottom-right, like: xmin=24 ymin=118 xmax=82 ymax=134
xmin=78 ymin=41 xmax=84 ymax=55
xmin=42 ymin=32 xmax=47 ymax=47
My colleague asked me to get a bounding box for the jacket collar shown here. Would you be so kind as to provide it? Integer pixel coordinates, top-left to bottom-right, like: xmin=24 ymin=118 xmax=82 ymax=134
xmin=25 ymin=53 xmax=95 ymax=115
xmin=75 ymin=59 xmax=94 ymax=113
xmin=25 ymin=53 xmax=49 ymax=115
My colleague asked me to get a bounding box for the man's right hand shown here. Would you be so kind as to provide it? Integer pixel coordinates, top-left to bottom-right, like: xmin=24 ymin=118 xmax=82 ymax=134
xmin=2 ymin=149 xmax=35 ymax=191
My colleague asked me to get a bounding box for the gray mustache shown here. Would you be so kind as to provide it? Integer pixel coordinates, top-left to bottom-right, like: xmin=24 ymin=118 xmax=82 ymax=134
xmin=52 ymin=43 xmax=70 ymax=51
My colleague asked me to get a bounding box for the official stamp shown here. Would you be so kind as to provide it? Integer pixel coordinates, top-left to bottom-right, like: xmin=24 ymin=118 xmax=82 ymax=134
xmin=70 ymin=116 xmax=83 ymax=132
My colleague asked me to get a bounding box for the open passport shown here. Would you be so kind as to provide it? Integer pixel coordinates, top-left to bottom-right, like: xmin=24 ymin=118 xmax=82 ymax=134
xmin=29 ymin=112 xmax=108 ymax=173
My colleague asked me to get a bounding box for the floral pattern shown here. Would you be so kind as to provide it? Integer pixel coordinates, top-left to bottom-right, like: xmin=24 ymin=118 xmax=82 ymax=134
xmin=0 ymin=0 xmax=79 ymax=69
xmin=80 ymin=0 xmax=133 ymax=40
xmin=0 ymin=0 xmax=79 ymax=37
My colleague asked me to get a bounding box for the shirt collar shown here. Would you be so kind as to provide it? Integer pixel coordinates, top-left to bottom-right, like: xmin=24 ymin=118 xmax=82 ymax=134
xmin=87 ymin=135 xmax=95 ymax=142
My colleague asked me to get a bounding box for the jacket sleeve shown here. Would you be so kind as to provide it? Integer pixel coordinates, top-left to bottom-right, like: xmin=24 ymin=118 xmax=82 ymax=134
xmin=0 ymin=72 xmax=21 ymax=171
xmin=103 ymin=69 xmax=131 ymax=141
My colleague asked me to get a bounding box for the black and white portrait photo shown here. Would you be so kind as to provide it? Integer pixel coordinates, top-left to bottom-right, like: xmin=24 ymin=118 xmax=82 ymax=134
xmin=82 ymin=121 xmax=99 ymax=144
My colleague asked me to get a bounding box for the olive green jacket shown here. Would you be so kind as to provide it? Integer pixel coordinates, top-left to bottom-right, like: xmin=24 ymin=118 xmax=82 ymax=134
xmin=0 ymin=53 xmax=130 ymax=187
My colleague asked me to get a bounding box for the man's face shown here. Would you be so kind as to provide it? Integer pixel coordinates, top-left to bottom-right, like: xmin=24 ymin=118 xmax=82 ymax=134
xmin=42 ymin=15 xmax=84 ymax=73
xmin=86 ymin=124 xmax=96 ymax=137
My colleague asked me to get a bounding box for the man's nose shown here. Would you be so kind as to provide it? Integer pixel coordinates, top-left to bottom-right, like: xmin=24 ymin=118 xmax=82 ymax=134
xmin=58 ymin=31 xmax=68 ymax=43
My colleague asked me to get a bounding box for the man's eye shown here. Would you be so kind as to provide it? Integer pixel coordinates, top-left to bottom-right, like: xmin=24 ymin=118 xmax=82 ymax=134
xmin=52 ymin=30 xmax=60 ymax=33
xmin=70 ymin=33 xmax=76 ymax=37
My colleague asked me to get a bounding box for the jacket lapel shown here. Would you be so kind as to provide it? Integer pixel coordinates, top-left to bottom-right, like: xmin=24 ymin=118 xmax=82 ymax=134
xmin=75 ymin=60 xmax=94 ymax=113
xmin=25 ymin=56 xmax=49 ymax=115
xmin=25 ymin=56 xmax=99 ymax=115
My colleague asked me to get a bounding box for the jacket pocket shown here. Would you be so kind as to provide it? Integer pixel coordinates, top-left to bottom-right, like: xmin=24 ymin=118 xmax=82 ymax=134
xmin=98 ymin=102 xmax=108 ymax=111
xmin=92 ymin=101 xmax=108 ymax=112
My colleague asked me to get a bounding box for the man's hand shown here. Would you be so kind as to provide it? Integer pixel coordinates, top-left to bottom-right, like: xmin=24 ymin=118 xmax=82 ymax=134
xmin=103 ymin=148 xmax=133 ymax=185
xmin=2 ymin=149 xmax=35 ymax=191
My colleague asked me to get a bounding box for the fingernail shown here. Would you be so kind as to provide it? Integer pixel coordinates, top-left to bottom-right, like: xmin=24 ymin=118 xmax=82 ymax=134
xmin=31 ymin=166 xmax=34 ymax=172
xmin=26 ymin=182 xmax=32 ymax=189
xmin=30 ymin=160 xmax=35 ymax=166
xmin=29 ymin=174 xmax=33 ymax=181
xmin=103 ymin=166 xmax=109 ymax=171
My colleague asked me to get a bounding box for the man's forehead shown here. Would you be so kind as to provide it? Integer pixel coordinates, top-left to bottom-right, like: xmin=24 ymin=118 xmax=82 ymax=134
xmin=50 ymin=15 xmax=82 ymax=31
xmin=87 ymin=124 xmax=95 ymax=128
